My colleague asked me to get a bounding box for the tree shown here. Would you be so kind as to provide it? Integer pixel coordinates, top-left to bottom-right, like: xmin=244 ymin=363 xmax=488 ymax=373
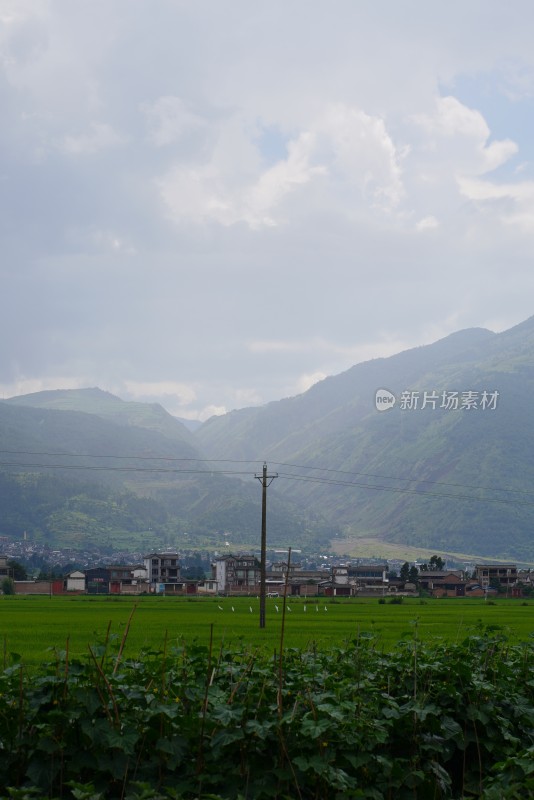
xmin=408 ymin=565 xmax=419 ymax=584
xmin=429 ymin=555 xmax=445 ymax=571
xmin=400 ymin=562 xmax=410 ymax=582
xmin=1 ymin=577 xmax=15 ymax=595
xmin=7 ymin=560 xmax=27 ymax=580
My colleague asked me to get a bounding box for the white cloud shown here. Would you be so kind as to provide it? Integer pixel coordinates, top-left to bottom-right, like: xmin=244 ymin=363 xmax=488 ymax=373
xmin=416 ymin=215 xmax=439 ymax=231
xmin=141 ymin=96 xmax=205 ymax=147
xmin=3 ymin=2 xmax=534 ymax=420
xmin=197 ymin=405 xmax=227 ymax=421
xmin=412 ymin=96 xmax=518 ymax=176
xmin=2 ymin=376 xmax=88 ymax=399
xmin=61 ymin=122 xmax=125 ymax=155
xmin=158 ymin=102 xmax=404 ymax=229
xmin=316 ymin=104 xmax=404 ymax=211
xmin=458 ymin=176 xmax=534 ymax=230
xmin=294 ymin=371 xmax=328 ymax=394
xmin=123 ymin=381 xmax=197 ymax=407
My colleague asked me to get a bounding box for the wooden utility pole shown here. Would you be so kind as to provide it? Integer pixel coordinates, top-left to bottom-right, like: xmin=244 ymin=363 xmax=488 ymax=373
xmin=255 ymin=462 xmax=277 ymax=628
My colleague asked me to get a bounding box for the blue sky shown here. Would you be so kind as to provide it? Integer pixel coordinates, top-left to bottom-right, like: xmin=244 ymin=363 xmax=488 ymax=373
xmin=2 ymin=1 xmax=534 ymax=419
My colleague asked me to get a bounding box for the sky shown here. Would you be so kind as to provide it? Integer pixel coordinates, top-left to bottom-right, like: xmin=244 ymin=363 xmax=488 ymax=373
xmin=2 ymin=1 xmax=534 ymax=420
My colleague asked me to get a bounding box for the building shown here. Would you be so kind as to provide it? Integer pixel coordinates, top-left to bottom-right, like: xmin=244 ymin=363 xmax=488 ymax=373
xmin=85 ymin=565 xmax=148 ymax=594
xmin=143 ymin=552 xmax=181 ymax=589
xmin=213 ymin=554 xmax=261 ymax=594
xmin=418 ymin=570 xmax=466 ymax=597
xmin=0 ymin=556 xmax=12 ymax=579
xmin=331 ymin=563 xmax=389 ymax=595
xmin=474 ymin=564 xmax=518 ymax=588
xmin=65 ymin=570 xmax=85 ymax=592
xmin=85 ymin=567 xmax=111 ymax=594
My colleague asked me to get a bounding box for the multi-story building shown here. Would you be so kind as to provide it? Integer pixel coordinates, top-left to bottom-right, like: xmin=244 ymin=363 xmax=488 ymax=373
xmin=474 ymin=564 xmax=518 ymax=588
xmin=332 ymin=563 xmax=388 ymax=594
xmin=213 ymin=554 xmax=261 ymax=593
xmin=143 ymin=552 xmax=181 ymax=588
xmin=0 ymin=556 xmax=12 ymax=579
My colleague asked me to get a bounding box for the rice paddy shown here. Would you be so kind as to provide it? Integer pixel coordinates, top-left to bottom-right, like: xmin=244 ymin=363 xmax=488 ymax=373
xmin=2 ymin=593 xmax=533 ymax=666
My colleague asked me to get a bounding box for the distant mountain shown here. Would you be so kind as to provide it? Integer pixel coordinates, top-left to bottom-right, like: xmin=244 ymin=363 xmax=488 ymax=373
xmin=0 ymin=391 xmax=335 ymax=552
xmin=195 ymin=317 xmax=534 ymax=562
xmin=6 ymin=388 xmax=197 ymax=449
xmin=5 ymin=318 xmax=534 ymax=562
xmin=175 ymin=416 xmax=204 ymax=432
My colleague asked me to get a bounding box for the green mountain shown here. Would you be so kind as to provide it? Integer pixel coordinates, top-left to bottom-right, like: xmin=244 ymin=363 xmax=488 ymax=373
xmin=0 ymin=391 xmax=335 ymax=552
xmin=196 ymin=317 xmax=534 ymax=562
xmin=5 ymin=318 xmax=534 ymax=562
xmin=5 ymin=388 xmax=197 ymax=450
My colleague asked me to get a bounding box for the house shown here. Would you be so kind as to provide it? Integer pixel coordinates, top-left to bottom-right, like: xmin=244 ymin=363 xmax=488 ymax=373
xmin=418 ymin=570 xmax=466 ymax=597
xmin=278 ymin=570 xmax=328 ymax=596
xmin=85 ymin=565 xmax=149 ymax=594
xmin=331 ymin=563 xmax=389 ymax=595
xmin=213 ymin=554 xmax=261 ymax=594
xmin=109 ymin=565 xmax=148 ymax=594
xmin=143 ymin=552 xmax=181 ymax=588
xmin=474 ymin=564 xmax=517 ymax=588
xmin=0 ymin=556 xmax=12 ymax=578
xmin=196 ymin=579 xmax=219 ymax=595
xmin=85 ymin=567 xmax=111 ymax=594
xmin=65 ymin=570 xmax=85 ymax=592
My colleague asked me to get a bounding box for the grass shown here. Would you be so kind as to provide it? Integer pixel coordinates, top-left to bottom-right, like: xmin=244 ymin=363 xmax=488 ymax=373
xmin=2 ymin=594 xmax=534 ymax=667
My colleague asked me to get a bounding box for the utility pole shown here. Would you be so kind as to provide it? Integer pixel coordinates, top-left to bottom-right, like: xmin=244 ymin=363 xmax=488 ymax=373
xmin=255 ymin=462 xmax=278 ymax=628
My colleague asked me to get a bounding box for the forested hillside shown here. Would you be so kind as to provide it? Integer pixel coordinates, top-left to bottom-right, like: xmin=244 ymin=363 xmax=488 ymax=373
xmin=4 ymin=318 xmax=534 ymax=561
xmin=197 ymin=317 xmax=534 ymax=561
xmin=0 ymin=394 xmax=335 ymax=551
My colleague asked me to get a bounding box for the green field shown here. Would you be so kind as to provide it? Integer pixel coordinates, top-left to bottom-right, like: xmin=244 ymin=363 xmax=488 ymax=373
xmin=2 ymin=594 xmax=533 ymax=666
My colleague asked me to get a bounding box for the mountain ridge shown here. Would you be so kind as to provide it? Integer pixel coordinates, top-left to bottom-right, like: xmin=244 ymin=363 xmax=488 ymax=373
xmin=195 ymin=317 xmax=534 ymax=561
xmin=3 ymin=316 xmax=534 ymax=561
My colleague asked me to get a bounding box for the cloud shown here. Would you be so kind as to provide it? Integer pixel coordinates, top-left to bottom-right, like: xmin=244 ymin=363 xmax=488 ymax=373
xmin=294 ymin=371 xmax=328 ymax=394
xmin=2 ymin=2 xmax=534 ymax=421
xmin=416 ymin=215 xmax=439 ymax=231
xmin=158 ymin=102 xmax=404 ymax=230
xmin=412 ymin=95 xmax=518 ymax=176
xmin=141 ymin=96 xmax=206 ymax=147
xmin=458 ymin=175 xmax=534 ymax=230
xmin=61 ymin=122 xmax=125 ymax=155
xmin=123 ymin=380 xmax=197 ymax=407
xmin=2 ymin=376 xmax=89 ymax=400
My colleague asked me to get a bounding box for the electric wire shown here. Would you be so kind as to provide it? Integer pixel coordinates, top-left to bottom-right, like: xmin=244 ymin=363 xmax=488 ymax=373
xmin=0 ymin=449 xmax=533 ymax=508
xmin=0 ymin=448 xmax=532 ymax=497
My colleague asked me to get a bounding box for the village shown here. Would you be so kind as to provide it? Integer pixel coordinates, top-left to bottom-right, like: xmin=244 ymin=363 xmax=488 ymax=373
xmin=0 ymin=551 xmax=530 ymax=599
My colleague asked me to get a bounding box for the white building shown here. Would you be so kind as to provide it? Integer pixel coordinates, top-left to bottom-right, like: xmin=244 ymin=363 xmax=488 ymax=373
xmin=65 ymin=570 xmax=85 ymax=592
xmin=213 ymin=554 xmax=260 ymax=593
xmin=143 ymin=552 xmax=181 ymax=587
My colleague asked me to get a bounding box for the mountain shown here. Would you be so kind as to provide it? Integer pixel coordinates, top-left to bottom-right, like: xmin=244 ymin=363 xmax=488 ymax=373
xmin=4 ymin=318 xmax=534 ymax=562
xmin=0 ymin=391 xmax=335 ymax=552
xmin=195 ymin=317 xmax=534 ymax=562
xmin=5 ymin=388 xmax=197 ymax=450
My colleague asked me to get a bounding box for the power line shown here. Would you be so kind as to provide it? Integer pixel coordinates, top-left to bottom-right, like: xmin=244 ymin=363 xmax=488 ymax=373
xmin=275 ymin=472 xmax=534 ymax=508
xmin=0 ymin=450 xmax=533 ymax=508
xmin=0 ymin=460 xmax=251 ymax=476
xmin=1 ymin=449 xmax=532 ymax=498
xmin=270 ymin=460 xmax=534 ymax=498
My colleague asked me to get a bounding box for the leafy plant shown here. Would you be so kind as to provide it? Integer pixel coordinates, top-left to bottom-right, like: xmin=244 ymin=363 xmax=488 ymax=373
xmin=0 ymin=628 xmax=532 ymax=798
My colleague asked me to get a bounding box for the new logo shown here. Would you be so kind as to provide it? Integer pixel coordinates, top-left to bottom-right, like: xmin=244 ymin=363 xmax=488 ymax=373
xmin=375 ymin=389 xmax=396 ymax=412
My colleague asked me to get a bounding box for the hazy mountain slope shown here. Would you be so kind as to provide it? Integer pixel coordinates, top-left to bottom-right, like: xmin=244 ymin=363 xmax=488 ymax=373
xmin=196 ymin=327 xmax=496 ymax=461
xmin=196 ymin=317 xmax=534 ymax=561
xmin=0 ymin=401 xmax=336 ymax=550
xmin=0 ymin=400 xmax=200 ymax=475
xmin=6 ymin=388 xmax=196 ymax=450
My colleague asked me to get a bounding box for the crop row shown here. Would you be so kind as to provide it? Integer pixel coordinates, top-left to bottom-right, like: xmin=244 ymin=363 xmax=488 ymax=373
xmin=0 ymin=627 xmax=533 ymax=799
